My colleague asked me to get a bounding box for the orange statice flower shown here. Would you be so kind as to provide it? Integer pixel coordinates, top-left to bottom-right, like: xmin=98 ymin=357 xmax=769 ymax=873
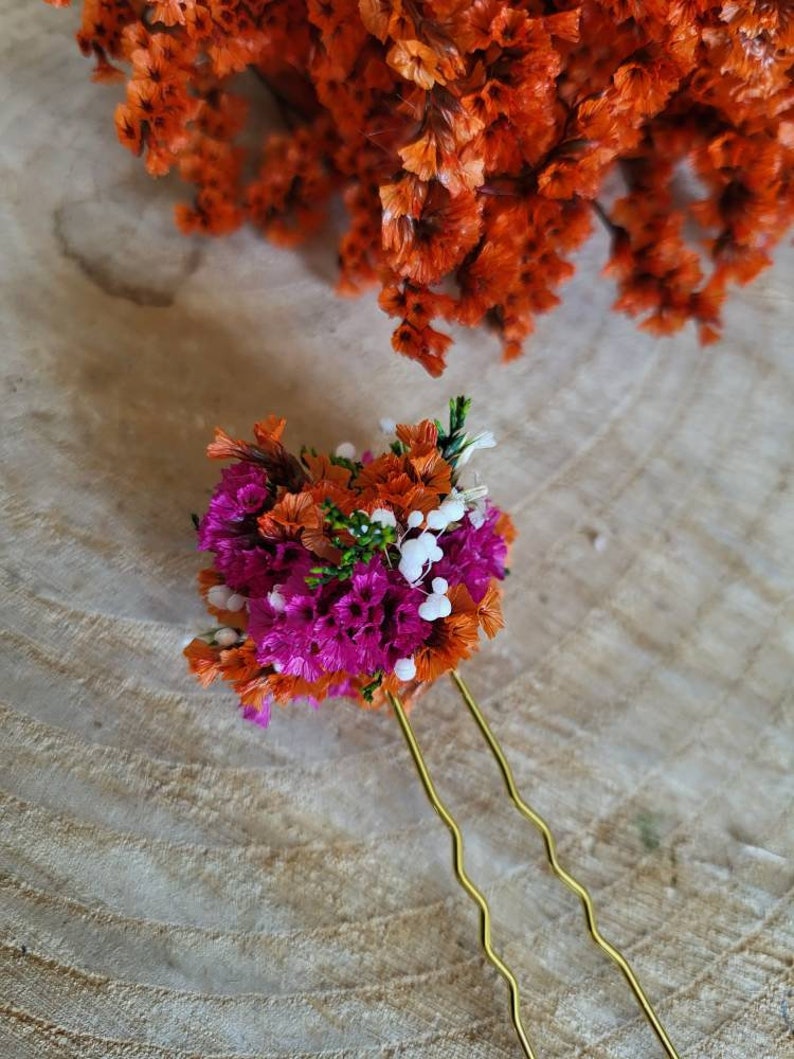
xmin=48 ymin=0 xmax=794 ymax=370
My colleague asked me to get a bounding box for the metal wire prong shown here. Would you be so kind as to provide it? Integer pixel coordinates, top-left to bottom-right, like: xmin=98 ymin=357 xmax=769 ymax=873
xmin=450 ymin=670 xmax=682 ymax=1059
xmin=387 ymin=691 xmax=538 ymax=1059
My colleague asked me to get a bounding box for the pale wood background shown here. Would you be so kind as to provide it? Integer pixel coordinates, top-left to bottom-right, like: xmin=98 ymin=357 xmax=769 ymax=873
xmin=1 ymin=3 xmax=792 ymax=1057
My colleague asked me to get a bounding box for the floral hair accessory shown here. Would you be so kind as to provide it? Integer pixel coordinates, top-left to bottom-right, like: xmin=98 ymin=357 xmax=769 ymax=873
xmin=47 ymin=0 xmax=794 ymax=372
xmin=185 ymin=397 xmax=511 ymax=725
xmin=185 ymin=398 xmax=683 ymax=1059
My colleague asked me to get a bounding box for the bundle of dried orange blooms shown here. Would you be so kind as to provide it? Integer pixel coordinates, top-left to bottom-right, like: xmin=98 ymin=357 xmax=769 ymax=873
xmin=49 ymin=0 xmax=794 ymax=372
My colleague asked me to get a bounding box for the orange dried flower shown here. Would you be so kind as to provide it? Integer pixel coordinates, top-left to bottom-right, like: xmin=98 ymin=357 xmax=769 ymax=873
xmin=48 ymin=0 xmax=794 ymax=370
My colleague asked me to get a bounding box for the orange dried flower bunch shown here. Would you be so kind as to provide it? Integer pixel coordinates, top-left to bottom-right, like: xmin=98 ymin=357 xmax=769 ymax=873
xmin=50 ymin=0 xmax=794 ymax=371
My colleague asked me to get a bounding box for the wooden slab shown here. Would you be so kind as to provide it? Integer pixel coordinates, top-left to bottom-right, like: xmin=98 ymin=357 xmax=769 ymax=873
xmin=1 ymin=4 xmax=792 ymax=1057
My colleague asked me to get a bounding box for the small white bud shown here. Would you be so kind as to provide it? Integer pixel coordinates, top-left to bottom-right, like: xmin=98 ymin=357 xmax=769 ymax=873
xmin=407 ymin=510 xmax=424 ymax=529
xmin=394 ymin=657 xmax=417 ymax=681
xmin=416 ymin=532 xmax=442 ymax=560
xmin=268 ymin=587 xmax=286 ymax=612
xmin=440 ymin=498 xmax=465 ymax=524
xmin=370 ymin=507 xmax=397 ymax=527
xmin=207 ymin=584 xmax=232 ymax=608
xmin=226 ymin=593 xmax=247 ymax=612
xmin=399 ymin=538 xmax=425 ymax=562
xmin=418 ymin=597 xmax=442 ymax=621
xmin=431 ymin=577 xmax=449 ymax=595
xmin=426 ymin=509 xmax=447 ymax=530
xmin=436 ymin=595 xmax=452 ymax=618
xmin=215 ymin=627 xmax=239 ymax=648
xmin=398 ymin=558 xmax=423 ymax=584
xmin=335 ymin=441 xmax=357 ymax=460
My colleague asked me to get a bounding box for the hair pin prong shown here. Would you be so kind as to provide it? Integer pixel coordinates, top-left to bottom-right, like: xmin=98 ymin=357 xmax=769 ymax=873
xmin=387 ymin=689 xmax=539 ymax=1059
xmin=449 ymin=670 xmax=681 ymax=1059
xmin=388 ymin=675 xmax=682 ymax=1059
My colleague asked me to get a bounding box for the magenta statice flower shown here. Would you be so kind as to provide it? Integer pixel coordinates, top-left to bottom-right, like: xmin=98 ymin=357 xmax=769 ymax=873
xmin=197 ymin=462 xmax=273 ymax=594
xmin=249 ymin=558 xmax=430 ymax=685
xmin=198 ymin=462 xmax=270 ymax=550
xmin=241 ymin=700 xmax=272 ymax=728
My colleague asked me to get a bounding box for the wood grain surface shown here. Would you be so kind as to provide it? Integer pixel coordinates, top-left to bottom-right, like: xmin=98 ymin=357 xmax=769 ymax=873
xmin=1 ymin=4 xmax=792 ymax=1057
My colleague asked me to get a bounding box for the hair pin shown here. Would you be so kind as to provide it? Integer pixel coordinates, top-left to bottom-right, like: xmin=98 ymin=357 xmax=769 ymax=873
xmin=185 ymin=397 xmax=681 ymax=1057
xmin=390 ymin=671 xmax=680 ymax=1059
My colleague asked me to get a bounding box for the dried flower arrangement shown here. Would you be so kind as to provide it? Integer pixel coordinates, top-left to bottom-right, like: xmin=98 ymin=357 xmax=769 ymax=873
xmin=184 ymin=397 xmax=512 ymax=723
xmin=47 ymin=0 xmax=794 ymax=373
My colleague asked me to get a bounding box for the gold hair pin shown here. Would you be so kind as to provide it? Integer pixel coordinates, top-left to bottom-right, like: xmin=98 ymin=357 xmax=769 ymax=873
xmin=185 ymin=397 xmax=682 ymax=1056
xmin=389 ymin=671 xmax=680 ymax=1059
